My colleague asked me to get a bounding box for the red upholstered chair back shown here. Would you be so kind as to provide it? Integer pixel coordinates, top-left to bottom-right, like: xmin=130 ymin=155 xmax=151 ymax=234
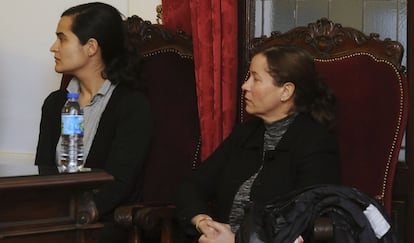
xmin=61 ymin=16 xmax=200 ymax=205
xmin=244 ymin=18 xmax=408 ymax=215
xmin=116 ymin=17 xmax=199 ymax=243
xmin=124 ymin=16 xmax=200 ymax=204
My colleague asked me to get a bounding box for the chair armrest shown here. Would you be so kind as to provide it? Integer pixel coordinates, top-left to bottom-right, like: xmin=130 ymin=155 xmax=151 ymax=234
xmin=115 ymin=203 xmax=175 ymax=230
xmin=115 ymin=204 xmax=177 ymax=242
xmin=77 ymin=191 xmax=99 ymax=224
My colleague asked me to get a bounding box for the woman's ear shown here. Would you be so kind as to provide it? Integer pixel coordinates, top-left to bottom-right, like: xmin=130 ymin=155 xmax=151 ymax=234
xmin=281 ymin=82 xmax=295 ymax=102
xmin=86 ymin=38 xmax=99 ymax=57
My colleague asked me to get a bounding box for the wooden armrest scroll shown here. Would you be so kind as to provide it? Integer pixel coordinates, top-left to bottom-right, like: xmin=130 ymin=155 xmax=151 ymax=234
xmin=77 ymin=191 xmax=99 ymax=224
xmin=115 ymin=204 xmax=175 ymax=230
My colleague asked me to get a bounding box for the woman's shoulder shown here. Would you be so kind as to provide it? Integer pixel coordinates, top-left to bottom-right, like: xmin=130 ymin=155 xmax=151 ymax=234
xmin=227 ymin=118 xmax=264 ymax=146
xmin=293 ymin=113 xmax=331 ymax=134
xmin=112 ymin=85 xmax=149 ymax=103
xmin=288 ymin=113 xmax=337 ymax=146
xmin=233 ymin=118 xmax=262 ymax=133
xmin=108 ymin=85 xmax=151 ymax=114
xmin=43 ymin=89 xmax=67 ymax=106
xmin=45 ymin=89 xmax=66 ymax=98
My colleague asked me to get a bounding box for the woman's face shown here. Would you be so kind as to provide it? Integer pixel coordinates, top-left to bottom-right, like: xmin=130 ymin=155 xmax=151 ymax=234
xmin=50 ymin=16 xmax=89 ymax=75
xmin=242 ymin=53 xmax=294 ymax=122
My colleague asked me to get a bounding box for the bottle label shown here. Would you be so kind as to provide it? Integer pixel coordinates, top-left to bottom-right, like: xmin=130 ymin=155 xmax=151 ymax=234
xmin=62 ymin=115 xmax=84 ymax=135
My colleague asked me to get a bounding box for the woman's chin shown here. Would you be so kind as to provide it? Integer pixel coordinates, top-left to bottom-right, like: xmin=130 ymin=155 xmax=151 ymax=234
xmin=245 ymin=109 xmax=258 ymax=118
xmin=54 ymin=66 xmax=64 ymax=73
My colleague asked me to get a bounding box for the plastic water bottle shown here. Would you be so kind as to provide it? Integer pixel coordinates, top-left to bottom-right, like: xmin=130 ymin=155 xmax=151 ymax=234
xmin=58 ymin=93 xmax=85 ymax=173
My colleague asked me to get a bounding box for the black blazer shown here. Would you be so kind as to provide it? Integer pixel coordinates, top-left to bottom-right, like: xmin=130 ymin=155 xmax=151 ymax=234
xmin=176 ymin=113 xmax=340 ymax=230
xmin=35 ymin=85 xmax=153 ymax=218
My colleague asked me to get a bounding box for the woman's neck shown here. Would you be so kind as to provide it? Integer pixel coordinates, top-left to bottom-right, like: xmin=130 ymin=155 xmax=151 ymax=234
xmin=76 ymin=73 xmax=105 ymax=108
xmin=263 ymin=111 xmax=298 ymax=125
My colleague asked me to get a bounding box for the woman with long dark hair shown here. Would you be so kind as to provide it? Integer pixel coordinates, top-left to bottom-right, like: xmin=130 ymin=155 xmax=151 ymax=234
xmin=176 ymin=45 xmax=340 ymax=243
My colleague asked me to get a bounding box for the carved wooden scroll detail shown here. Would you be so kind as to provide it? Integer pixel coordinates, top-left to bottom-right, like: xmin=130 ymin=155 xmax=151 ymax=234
xmin=250 ymin=18 xmax=404 ymax=71
xmin=124 ymin=15 xmax=193 ymax=57
xmin=76 ymin=191 xmax=99 ymax=224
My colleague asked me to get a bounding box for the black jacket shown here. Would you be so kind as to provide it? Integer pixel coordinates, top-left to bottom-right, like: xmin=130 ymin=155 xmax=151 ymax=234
xmin=35 ymin=85 xmax=153 ymax=218
xmin=236 ymin=184 xmax=397 ymax=243
xmin=176 ymin=113 xmax=340 ymax=234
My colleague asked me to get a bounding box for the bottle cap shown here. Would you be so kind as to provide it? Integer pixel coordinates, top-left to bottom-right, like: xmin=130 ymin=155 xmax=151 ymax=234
xmin=67 ymin=93 xmax=79 ymax=99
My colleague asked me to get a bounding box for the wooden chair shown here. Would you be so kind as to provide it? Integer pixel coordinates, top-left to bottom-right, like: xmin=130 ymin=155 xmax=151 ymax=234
xmin=242 ymin=18 xmax=408 ymax=241
xmin=112 ymin=16 xmax=200 ymax=243
xmin=60 ymin=16 xmax=199 ymax=243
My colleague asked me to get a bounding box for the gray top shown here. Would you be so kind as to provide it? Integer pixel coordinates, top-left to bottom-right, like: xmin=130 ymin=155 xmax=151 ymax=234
xmin=56 ymin=78 xmax=116 ymax=162
xmin=228 ymin=113 xmax=298 ymax=232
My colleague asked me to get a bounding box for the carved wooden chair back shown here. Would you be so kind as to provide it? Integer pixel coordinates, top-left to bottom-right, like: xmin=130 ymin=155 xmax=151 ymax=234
xmin=116 ymin=16 xmax=199 ymax=243
xmin=123 ymin=15 xmax=200 ymax=205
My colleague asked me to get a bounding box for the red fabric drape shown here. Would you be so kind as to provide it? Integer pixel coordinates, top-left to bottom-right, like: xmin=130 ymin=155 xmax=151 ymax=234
xmin=162 ymin=0 xmax=238 ymax=160
xmin=161 ymin=1 xmax=192 ymax=35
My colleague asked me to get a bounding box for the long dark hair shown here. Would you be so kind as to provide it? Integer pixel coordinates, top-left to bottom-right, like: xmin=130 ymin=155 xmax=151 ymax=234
xmin=62 ymin=2 xmax=143 ymax=89
xmin=257 ymin=45 xmax=336 ymax=129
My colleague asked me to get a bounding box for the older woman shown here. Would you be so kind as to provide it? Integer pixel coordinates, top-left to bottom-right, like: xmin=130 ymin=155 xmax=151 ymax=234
xmin=176 ymin=45 xmax=340 ymax=243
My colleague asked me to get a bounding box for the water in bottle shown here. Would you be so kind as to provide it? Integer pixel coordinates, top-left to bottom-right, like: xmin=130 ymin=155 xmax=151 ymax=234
xmin=59 ymin=93 xmax=85 ymax=172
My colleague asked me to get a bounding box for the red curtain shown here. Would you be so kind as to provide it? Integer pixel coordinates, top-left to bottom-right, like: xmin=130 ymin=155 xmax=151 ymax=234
xmin=161 ymin=1 xmax=192 ymax=35
xmin=162 ymin=0 xmax=238 ymax=160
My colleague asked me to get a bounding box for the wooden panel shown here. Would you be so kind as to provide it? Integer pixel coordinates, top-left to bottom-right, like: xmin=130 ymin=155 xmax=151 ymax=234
xmin=0 ymin=188 xmax=72 ymax=222
xmin=0 ymin=166 xmax=113 ymax=242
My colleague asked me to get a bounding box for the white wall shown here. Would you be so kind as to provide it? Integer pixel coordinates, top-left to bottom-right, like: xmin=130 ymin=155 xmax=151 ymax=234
xmin=0 ymin=0 xmax=160 ymax=164
xmin=129 ymin=0 xmax=162 ymax=23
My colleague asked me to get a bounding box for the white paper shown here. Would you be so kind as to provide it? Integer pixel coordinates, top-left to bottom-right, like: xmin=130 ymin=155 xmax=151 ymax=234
xmin=363 ymin=204 xmax=391 ymax=238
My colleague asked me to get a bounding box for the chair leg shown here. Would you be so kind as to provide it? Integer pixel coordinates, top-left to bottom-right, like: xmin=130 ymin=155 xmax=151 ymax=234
xmin=129 ymin=226 xmax=141 ymax=243
xmin=161 ymin=220 xmax=173 ymax=243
